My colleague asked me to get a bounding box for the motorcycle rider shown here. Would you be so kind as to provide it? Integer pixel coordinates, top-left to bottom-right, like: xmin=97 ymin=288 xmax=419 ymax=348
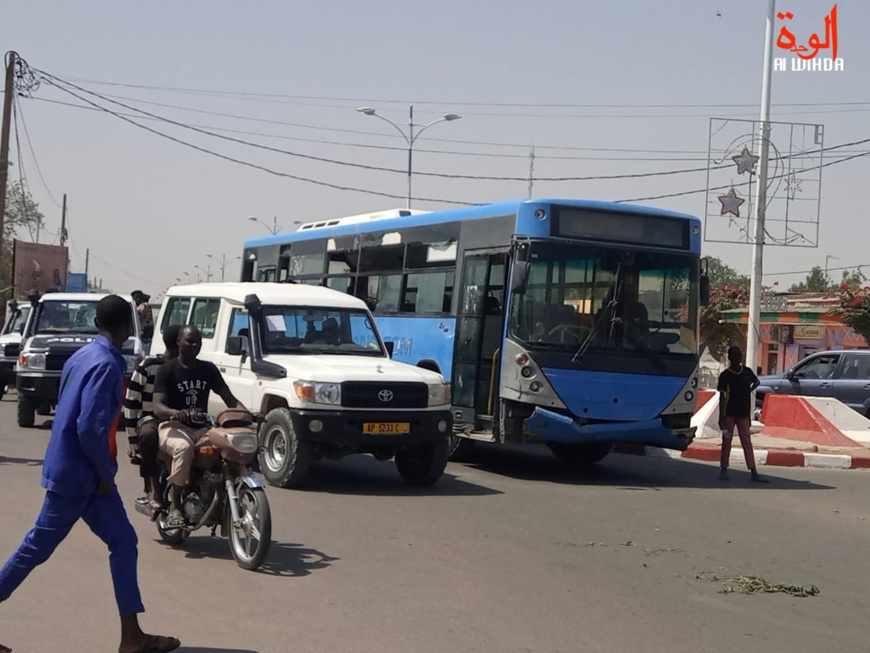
xmin=123 ymin=324 xmax=182 ymax=510
xmin=152 ymin=325 xmax=247 ymax=528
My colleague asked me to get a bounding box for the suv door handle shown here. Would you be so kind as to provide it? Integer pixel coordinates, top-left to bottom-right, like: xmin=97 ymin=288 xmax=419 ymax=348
xmin=819 ymin=382 xmax=832 ymax=388
xmin=863 ymin=384 xmax=870 ymax=390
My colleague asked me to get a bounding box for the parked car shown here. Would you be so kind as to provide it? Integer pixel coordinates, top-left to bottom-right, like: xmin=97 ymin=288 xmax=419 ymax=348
xmin=756 ymin=350 xmax=870 ymax=417
xmin=0 ymin=301 xmax=31 ymax=399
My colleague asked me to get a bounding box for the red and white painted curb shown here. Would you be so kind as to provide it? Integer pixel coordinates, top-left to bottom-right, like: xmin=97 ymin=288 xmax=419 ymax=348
xmin=630 ymin=444 xmax=870 ymax=470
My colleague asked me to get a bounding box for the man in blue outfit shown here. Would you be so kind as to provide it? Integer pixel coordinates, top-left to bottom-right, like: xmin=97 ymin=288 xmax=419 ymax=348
xmin=0 ymin=295 xmax=179 ymax=653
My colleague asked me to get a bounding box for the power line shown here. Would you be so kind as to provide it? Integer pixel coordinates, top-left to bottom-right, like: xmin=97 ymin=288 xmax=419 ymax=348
xmin=764 ymin=263 xmax=870 ymax=278
xmin=57 ymin=75 xmax=870 ymax=109
xmin=34 ymin=74 xmax=476 ymax=206
xmin=14 ymin=97 xmax=62 ymax=207
xmin=32 ymin=96 xmax=727 ymax=162
xmin=36 ymin=73 xmax=742 ymax=183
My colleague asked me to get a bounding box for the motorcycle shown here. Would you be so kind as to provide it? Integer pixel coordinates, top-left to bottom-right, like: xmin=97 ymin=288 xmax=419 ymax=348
xmin=133 ymin=408 xmax=272 ymax=571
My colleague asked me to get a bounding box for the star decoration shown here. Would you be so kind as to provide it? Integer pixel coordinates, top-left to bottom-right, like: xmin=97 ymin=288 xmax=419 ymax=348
xmin=718 ymin=187 xmax=746 ymax=217
xmin=784 ymin=172 xmax=803 ymax=200
xmin=731 ymin=147 xmax=759 ymax=175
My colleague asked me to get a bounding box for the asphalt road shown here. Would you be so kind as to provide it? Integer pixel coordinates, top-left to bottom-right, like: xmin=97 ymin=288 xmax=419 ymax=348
xmin=1 ymin=396 xmax=868 ymax=653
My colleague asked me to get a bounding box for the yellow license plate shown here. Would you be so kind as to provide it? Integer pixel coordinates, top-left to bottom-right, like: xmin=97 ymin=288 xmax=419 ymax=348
xmin=363 ymin=422 xmax=410 ymax=434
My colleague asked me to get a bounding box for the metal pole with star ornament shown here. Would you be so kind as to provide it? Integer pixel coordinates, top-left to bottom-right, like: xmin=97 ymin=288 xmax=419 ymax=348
xmin=746 ymin=0 xmax=777 ymax=376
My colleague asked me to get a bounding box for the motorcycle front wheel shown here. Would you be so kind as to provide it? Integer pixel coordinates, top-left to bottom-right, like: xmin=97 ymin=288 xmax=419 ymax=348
xmin=228 ymin=486 xmax=272 ymax=571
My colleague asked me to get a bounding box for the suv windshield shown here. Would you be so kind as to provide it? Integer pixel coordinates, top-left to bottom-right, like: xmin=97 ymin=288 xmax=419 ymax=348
xmin=4 ymin=306 xmax=30 ymax=335
xmin=511 ymin=242 xmax=699 ymax=356
xmin=35 ymin=300 xmax=101 ymax=335
xmin=261 ymin=306 xmax=384 ymax=356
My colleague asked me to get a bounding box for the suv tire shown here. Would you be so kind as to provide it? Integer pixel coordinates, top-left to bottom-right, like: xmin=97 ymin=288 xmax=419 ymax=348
xmin=395 ymin=438 xmax=449 ymax=486
xmin=17 ymin=395 xmax=36 ymax=428
xmin=259 ymin=408 xmax=311 ymax=489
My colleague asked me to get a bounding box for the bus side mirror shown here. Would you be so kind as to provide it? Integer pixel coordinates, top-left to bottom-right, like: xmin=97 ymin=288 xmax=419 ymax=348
xmin=700 ymin=275 xmax=710 ymax=306
xmin=385 ymin=341 xmax=395 ymax=358
xmin=511 ymin=261 xmax=530 ymax=295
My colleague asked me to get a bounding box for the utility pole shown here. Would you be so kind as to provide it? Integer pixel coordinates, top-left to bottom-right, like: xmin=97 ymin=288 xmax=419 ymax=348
xmin=85 ymin=248 xmax=89 ymax=289
xmin=60 ymin=194 xmax=68 ymax=245
xmin=527 ymin=145 xmax=536 ymax=198
xmin=745 ymin=0 xmax=776 ymax=377
xmin=0 ymin=52 xmax=18 ymax=267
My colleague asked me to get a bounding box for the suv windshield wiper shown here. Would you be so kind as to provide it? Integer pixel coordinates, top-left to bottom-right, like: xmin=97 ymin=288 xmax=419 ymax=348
xmin=572 ymin=264 xmax=622 ymax=363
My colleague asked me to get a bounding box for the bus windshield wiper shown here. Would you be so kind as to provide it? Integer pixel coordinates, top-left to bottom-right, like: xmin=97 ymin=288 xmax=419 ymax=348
xmin=572 ymin=264 xmax=622 ymax=363
xmin=626 ymin=335 xmax=666 ymax=371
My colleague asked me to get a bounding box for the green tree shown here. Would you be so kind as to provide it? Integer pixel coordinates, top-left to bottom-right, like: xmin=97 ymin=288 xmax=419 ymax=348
xmin=788 ymin=266 xmax=832 ymax=293
xmin=700 ymin=257 xmax=749 ymax=360
xmin=834 ymin=278 xmax=870 ymax=346
xmin=840 ymin=268 xmax=866 ymax=287
xmin=1 ymin=181 xmax=46 ymax=300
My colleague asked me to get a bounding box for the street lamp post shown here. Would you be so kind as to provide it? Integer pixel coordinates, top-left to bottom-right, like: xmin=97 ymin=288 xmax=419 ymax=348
xmin=356 ymin=105 xmax=461 ymax=209
xmin=208 ymin=253 xmax=227 ymax=282
xmin=246 ymin=216 xmax=303 ymax=235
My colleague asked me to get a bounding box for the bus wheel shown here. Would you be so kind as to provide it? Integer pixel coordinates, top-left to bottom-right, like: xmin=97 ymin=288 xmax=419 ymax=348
xmin=447 ymin=435 xmax=475 ymax=461
xmin=547 ymin=442 xmax=611 ymax=465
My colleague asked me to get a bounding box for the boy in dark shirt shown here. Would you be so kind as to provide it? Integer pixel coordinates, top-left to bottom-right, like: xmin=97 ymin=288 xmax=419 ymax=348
xmin=153 ymin=325 xmax=246 ymax=527
xmin=717 ymin=346 xmax=769 ymax=483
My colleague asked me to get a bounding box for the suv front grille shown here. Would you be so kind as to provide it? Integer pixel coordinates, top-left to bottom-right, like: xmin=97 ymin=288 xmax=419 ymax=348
xmin=46 ymin=353 xmax=73 ymax=371
xmin=341 ymin=382 xmax=428 ymax=409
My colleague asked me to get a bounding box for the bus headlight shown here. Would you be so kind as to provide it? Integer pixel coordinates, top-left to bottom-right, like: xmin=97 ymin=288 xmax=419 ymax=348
xmin=428 ymin=382 xmax=451 ymax=407
xmin=18 ymin=353 xmax=46 ymax=369
xmin=294 ymin=381 xmax=342 ymax=406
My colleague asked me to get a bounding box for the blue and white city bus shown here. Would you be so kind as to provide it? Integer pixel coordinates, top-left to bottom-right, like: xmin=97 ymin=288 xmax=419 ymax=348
xmin=241 ymin=199 xmax=709 ymax=465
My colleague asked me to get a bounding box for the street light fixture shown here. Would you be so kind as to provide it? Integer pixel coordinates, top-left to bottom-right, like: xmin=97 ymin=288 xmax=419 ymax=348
xmin=356 ymin=104 xmax=462 ymax=209
xmin=246 ymin=216 xmax=303 ymax=235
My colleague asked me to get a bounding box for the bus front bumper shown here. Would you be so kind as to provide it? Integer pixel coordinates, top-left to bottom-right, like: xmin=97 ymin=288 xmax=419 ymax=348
xmin=525 ymin=407 xmax=695 ymax=451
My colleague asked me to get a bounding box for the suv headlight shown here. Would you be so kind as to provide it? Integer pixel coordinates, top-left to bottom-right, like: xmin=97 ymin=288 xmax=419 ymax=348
xmin=18 ymin=353 xmax=46 ymax=370
xmin=294 ymin=381 xmax=341 ymax=406
xmin=428 ymin=382 xmax=451 ymax=407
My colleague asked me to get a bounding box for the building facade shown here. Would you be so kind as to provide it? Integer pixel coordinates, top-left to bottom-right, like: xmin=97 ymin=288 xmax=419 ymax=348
xmin=721 ymin=294 xmax=868 ymax=375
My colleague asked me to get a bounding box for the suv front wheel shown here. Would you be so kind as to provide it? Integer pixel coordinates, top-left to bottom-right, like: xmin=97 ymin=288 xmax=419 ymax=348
xmin=258 ymin=408 xmax=312 ymax=489
xmin=17 ymin=395 xmax=35 ymax=428
xmin=395 ymin=439 xmax=449 ymax=486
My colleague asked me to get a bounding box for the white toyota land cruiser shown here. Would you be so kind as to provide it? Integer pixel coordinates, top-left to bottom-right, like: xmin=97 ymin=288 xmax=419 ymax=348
xmin=153 ymin=283 xmax=453 ymax=488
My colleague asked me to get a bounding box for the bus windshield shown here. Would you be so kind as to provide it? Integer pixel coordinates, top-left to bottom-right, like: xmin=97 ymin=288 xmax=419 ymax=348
xmin=510 ymin=242 xmax=699 ymax=356
xmin=261 ymin=306 xmax=384 ymax=356
xmin=35 ymin=300 xmax=100 ymax=335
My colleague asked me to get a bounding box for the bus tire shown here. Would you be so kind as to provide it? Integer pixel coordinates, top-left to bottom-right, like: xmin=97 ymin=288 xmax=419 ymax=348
xmin=547 ymin=442 xmax=611 ymax=466
xmin=259 ymin=408 xmax=311 ymax=489
xmin=395 ymin=439 xmax=449 ymax=486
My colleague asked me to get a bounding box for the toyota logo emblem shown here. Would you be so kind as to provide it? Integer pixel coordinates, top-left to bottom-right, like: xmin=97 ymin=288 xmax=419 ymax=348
xmin=378 ymin=389 xmax=394 ymax=402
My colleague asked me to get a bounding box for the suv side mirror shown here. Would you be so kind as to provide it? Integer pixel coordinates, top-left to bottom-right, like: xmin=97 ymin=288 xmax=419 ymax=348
xmin=786 ymin=368 xmax=796 ymax=380
xmin=385 ymin=340 xmax=395 ymax=358
xmin=226 ymin=335 xmax=249 ymax=359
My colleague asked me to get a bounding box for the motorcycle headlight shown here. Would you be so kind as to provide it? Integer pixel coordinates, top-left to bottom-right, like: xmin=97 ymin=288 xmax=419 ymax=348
xmin=294 ymin=381 xmax=342 ymax=406
xmin=18 ymin=353 xmax=46 ymax=370
xmin=428 ymin=382 xmax=451 ymax=407
xmin=226 ymin=431 xmax=258 ymax=454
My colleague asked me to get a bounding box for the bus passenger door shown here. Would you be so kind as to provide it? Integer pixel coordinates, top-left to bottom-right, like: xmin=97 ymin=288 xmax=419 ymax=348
xmin=451 ymin=250 xmax=507 ymax=433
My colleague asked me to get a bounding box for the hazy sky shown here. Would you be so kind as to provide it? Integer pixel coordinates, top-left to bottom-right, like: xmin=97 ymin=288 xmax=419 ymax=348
xmin=4 ymin=0 xmax=867 ymax=299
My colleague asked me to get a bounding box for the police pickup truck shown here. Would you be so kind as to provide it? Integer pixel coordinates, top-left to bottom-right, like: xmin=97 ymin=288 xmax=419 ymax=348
xmin=15 ymin=293 xmax=145 ymax=427
xmin=0 ymin=300 xmax=31 ymax=400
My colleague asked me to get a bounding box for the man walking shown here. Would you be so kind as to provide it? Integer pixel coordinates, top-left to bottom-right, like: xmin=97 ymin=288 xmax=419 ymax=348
xmin=0 ymin=295 xmax=179 ymax=653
